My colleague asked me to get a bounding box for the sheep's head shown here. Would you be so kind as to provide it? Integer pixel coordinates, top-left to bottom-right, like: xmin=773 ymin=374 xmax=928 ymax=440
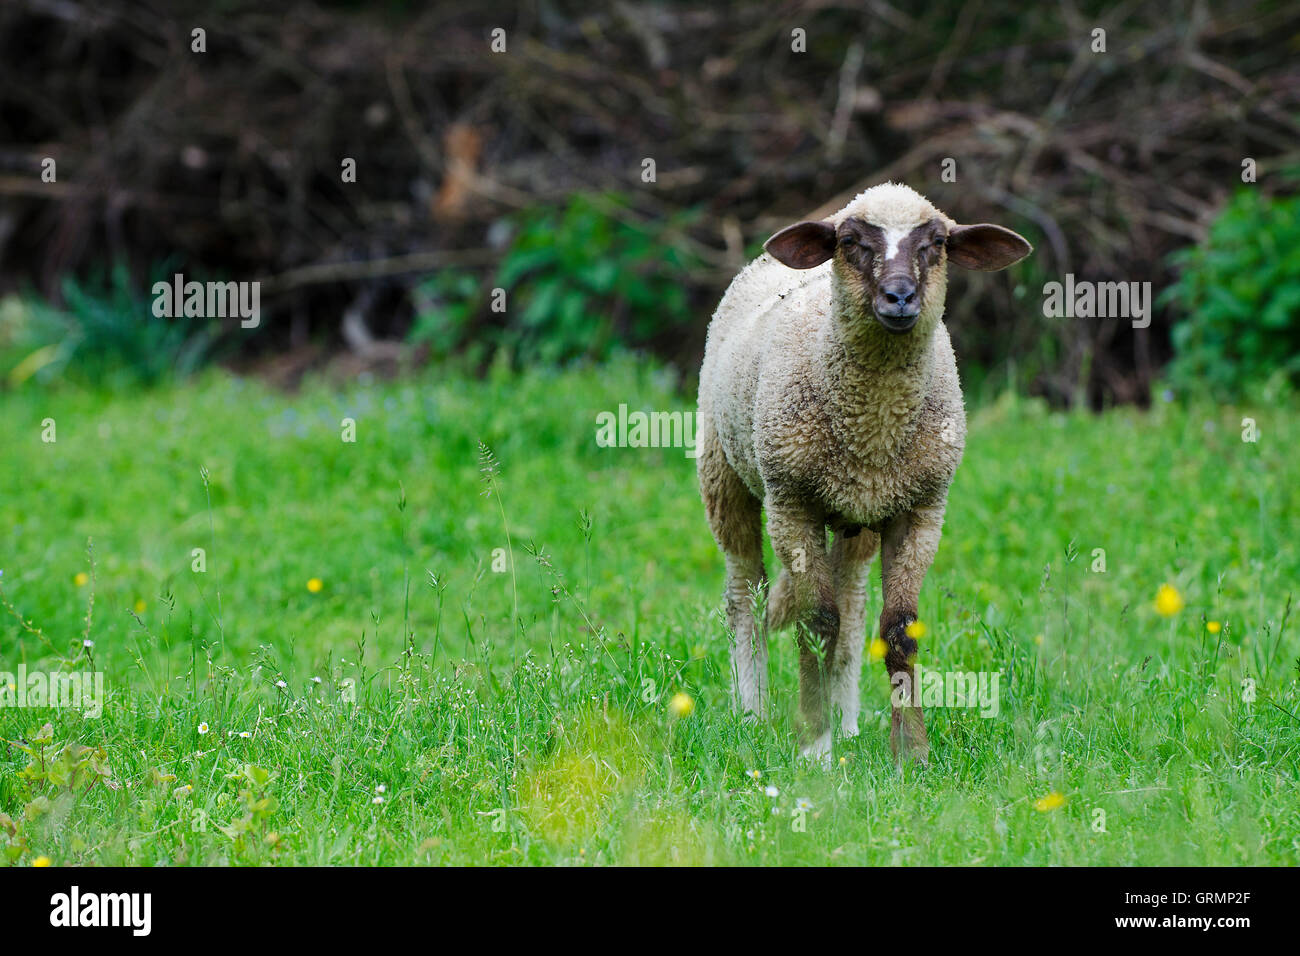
xmin=763 ymin=183 xmax=1032 ymax=335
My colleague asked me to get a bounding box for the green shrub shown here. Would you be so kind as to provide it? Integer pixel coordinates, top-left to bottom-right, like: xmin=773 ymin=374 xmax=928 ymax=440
xmin=408 ymin=268 xmax=480 ymax=358
xmin=1161 ymin=189 xmax=1300 ymax=399
xmin=411 ymin=193 xmax=703 ymax=366
xmin=0 ymin=263 xmax=221 ymax=389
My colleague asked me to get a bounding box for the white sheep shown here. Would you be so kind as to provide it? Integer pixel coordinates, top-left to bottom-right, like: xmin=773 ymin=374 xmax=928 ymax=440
xmin=696 ymin=182 xmax=1031 ymax=764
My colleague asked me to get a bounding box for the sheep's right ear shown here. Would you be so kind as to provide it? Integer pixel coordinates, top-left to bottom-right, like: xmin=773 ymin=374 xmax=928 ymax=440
xmin=764 ymin=220 xmax=837 ymax=269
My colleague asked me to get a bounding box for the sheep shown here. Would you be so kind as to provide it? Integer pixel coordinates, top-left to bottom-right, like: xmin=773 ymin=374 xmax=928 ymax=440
xmin=696 ymin=182 xmax=1031 ymax=765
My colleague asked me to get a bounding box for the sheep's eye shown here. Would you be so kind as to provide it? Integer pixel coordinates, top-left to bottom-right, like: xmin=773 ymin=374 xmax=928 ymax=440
xmin=935 ymin=237 xmax=946 ymax=247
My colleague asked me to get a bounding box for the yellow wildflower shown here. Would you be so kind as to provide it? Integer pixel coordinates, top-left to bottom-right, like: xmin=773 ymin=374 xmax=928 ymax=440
xmin=1034 ymin=791 xmax=1066 ymax=812
xmin=668 ymin=692 xmax=694 ymax=718
xmin=1155 ymin=584 xmax=1184 ymax=617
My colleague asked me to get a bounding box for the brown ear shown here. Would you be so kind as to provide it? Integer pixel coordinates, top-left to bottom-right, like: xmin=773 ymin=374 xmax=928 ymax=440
xmin=764 ymin=220 xmax=837 ymax=269
xmin=946 ymin=223 xmax=1032 ymax=271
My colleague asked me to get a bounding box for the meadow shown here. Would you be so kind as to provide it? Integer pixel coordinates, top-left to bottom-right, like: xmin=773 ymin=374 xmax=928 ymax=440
xmin=1 ymin=357 xmax=1297 ymax=865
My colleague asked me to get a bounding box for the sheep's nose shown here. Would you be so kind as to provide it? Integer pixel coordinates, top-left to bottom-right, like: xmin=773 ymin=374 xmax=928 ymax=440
xmin=875 ymin=276 xmax=919 ymax=321
xmin=881 ymin=276 xmax=917 ymax=308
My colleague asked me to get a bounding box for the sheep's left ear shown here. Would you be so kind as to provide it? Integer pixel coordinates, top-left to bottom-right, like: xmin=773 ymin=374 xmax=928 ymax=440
xmin=946 ymin=223 xmax=1032 ymax=271
xmin=764 ymin=220 xmax=836 ymax=269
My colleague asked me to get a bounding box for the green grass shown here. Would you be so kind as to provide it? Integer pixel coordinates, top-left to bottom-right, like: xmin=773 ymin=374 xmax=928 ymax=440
xmin=1 ymin=357 xmax=1298 ymax=865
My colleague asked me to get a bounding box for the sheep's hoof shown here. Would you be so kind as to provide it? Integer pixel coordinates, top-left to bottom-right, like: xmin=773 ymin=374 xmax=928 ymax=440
xmin=800 ymin=730 xmax=834 ymax=769
xmin=889 ymin=706 xmax=930 ymax=767
xmin=734 ymin=692 xmax=767 ymax=721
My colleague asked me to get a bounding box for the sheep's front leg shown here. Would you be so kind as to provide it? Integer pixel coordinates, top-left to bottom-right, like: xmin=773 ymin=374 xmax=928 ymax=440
xmin=767 ymin=502 xmax=838 ymax=763
xmin=830 ymin=528 xmax=879 ymax=739
xmin=879 ymin=501 xmax=946 ymax=765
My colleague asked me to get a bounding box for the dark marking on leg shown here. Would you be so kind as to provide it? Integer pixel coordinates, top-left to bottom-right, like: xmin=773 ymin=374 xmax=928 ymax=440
xmin=881 ymin=607 xmax=918 ymax=673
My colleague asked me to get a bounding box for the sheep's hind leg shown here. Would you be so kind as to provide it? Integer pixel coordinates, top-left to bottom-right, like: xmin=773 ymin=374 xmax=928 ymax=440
xmin=830 ymin=527 xmax=879 ymax=741
xmin=767 ymin=502 xmax=838 ymax=765
xmin=765 ymin=567 xmax=798 ymax=632
xmin=700 ymin=439 xmax=768 ymax=716
xmin=723 ymin=548 xmax=767 ymax=716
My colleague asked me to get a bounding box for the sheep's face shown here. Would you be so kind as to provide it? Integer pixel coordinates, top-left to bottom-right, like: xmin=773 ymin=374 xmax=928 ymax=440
xmin=834 ymin=216 xmax=948 ymax=333
xmin=763 ymin=188 xmax=1033 ymax=336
